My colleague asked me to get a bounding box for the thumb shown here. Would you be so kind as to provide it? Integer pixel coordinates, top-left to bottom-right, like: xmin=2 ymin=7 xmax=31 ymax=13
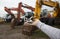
xmin=31 ymin=19 xmax=40 ymax=26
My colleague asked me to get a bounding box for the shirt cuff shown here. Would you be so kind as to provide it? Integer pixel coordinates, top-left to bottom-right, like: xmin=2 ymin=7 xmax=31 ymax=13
xmin=36 ymin=21 xmax=44 ymax=29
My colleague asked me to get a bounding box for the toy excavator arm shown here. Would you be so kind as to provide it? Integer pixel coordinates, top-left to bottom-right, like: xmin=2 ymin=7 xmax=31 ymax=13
xmin=34 ymin=0 xmax=42 ymax=19
xmin=4 ymin=7 xmax=15 ymax=18
xmin=22 ymin=5 xmax=35 ymax=11
xmin=22 ymin=3 xmax=35 ymax=11
xmin=4 ymin=7 xmax=13 ymax=14
xmin=9 ymin=8 xmax=18 ymax=11
xmin=42 ymin=1 xmax=58 ymax=7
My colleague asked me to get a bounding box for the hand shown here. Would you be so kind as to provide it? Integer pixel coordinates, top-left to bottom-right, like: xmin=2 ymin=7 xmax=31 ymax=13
xmin=24 ymin=22 xmax=30 ymax=26
xmin=24 ymin=19 xmax=40 ymax=26
xmin=30 ymin=19 xmax=39 ymax=26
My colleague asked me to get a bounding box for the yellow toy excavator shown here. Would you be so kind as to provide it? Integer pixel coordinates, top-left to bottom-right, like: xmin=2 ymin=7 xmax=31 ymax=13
xmin=34 ymin=0 xmax=59 ymax=19
xmin=34 ymin=0 xmax=60 ymax=25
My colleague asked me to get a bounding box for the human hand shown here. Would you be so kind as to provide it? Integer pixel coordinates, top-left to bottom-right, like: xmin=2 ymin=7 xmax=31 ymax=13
xmin=24 ymin=19 xmax=40 ymax=26
xmin=30 ymin=19 xmax=40 ymax=26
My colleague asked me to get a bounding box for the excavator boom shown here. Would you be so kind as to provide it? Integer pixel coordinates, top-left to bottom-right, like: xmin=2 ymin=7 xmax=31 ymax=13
xmin=42 ymin=1 xmax=58 ymax=7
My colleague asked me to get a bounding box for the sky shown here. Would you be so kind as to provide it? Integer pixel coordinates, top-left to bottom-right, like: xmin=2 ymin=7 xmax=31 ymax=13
xmin=0 ymin=0 xmax=60 ymax=18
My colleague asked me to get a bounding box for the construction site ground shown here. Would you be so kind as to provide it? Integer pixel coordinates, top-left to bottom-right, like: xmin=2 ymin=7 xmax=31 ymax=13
xmin=0 ymin=23 xmax=60 ymax=39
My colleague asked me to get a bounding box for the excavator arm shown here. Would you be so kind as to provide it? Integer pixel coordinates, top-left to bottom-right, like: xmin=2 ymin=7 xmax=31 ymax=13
xmin=34 ymin=0 xmax=42 ymax=19
xmin=22 ymin=4 xmax=35 ymax=11
xmin=42 ymin=0 xmax=58 ymax=7
xmin=4 ymin=7 xmax=13 ymax=14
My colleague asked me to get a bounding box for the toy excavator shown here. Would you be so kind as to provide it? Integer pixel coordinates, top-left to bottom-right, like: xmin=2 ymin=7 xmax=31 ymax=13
xmin=22 ymin=0 xmax=60 ymax=35
xmin=4 ymin=2 xmax=35 ymax=29
xmin=34 ymin=0 xmax=59 ymax=18
xmin=34 ymin=0 xmax=60 ymax=25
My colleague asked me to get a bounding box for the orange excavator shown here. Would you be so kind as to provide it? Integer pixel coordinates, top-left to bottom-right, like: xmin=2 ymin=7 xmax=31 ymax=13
xmin=4 ymin=2 xmax=35 ymax=29
xmin=4 ymin=2 xmax=35 ymax=21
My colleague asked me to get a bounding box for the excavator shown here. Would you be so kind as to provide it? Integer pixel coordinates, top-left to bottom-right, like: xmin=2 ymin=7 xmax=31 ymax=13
xmin=4 ymin=2 xmax=35 ymax=21
xmin=34 ymin=0 xmax=60 ymax=25
xmin=22 ymin=0 xmax=60 ymax=35
xmin=4 ymin=2 xmax=35 ymax=29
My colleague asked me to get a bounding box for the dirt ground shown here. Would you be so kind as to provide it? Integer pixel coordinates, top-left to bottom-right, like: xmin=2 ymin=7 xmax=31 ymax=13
xmin=0 ymin=23 xmax=49 ymax=39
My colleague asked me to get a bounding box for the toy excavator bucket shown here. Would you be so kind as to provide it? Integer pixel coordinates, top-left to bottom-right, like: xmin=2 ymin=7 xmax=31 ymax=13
xmin=22 ymin=22 xmax=38 ymax=36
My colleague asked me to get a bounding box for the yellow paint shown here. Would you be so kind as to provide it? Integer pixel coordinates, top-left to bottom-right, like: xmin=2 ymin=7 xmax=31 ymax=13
xmin=34 ymin=0 xmax=41 ymax=19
